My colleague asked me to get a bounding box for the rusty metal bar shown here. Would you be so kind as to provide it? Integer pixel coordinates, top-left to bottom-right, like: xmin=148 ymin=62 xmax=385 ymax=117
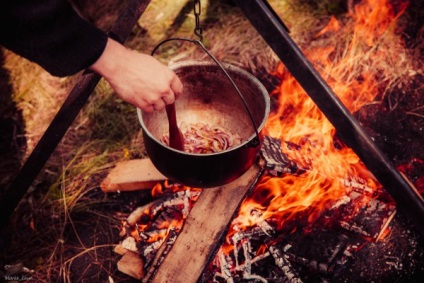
xmin=233 ymin=0 xmax=424 ymax=236
xmin=0 ymin=0 xmax=152 ymax=228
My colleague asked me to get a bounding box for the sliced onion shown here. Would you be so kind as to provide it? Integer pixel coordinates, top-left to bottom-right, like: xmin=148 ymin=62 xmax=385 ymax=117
xmin=161 ymin=122 xmax=242 ymax=153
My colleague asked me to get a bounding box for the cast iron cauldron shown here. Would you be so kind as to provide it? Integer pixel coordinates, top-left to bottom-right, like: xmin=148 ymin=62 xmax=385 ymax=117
xmin=137 ymin=61 xmax=270 ymax=188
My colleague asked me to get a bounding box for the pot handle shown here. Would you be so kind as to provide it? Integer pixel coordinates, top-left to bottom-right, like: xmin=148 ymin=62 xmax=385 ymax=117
xmin=151 ymin=38 xmax=261 ymax=147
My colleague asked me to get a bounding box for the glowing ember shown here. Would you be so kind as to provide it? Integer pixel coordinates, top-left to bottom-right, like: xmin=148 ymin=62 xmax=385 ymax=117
xmin=119 ymin=181 xmax=201 ymax=253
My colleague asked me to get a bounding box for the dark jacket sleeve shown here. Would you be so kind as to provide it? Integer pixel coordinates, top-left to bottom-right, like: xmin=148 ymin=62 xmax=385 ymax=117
xmin=0 ymin=0 xmax=108 ymax=77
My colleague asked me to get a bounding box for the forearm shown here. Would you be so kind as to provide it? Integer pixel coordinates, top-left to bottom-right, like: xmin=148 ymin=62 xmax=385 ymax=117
xmin=89 ymin=38 xmax=126 ymax=79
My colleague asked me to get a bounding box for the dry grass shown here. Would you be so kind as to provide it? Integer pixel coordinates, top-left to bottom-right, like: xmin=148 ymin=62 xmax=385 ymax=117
xmin=0 ymin=0 xmax=422 ymax=282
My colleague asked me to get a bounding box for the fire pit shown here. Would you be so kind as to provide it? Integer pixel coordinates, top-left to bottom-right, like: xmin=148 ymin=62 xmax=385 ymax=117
xmin=111 ymin=0 xmax=424 ymax=282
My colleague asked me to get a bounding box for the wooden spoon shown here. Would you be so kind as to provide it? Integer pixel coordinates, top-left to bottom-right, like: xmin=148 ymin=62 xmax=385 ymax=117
xmin=165 ymin=103 xmax=184 ymax=151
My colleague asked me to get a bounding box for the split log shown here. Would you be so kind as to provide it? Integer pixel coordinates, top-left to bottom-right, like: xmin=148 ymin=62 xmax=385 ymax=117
xmin=100 ymin=159 xmax=166 ymax=192
xmin=260 ymin=135 xmax=301 ymax=175
xmin=117 ymin=251 xmax=145 ymax=280
xmin=323 ymin=191 xmax=397 ymax=240
xmin=150 ymin=164 xmax=262 ymax=283
xmin=114 ymin=243 xmax=128 ymax=256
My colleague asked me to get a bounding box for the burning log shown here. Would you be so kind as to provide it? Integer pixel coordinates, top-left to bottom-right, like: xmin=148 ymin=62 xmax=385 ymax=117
xmin=268 ymin=245 xmax=303 ymax=283
xmin=322 ymin=190 xmax=397 ymax=240
xmin=213 ymin=249 xmax=273 ymax=283
xmin=259 ymin=135 xmax=396 ymax=240
xmin=260 ymin=135 xmax=301 ymax=176
xmin=123 ymin=188 xmax=200 ymax=228
xmin=204 ymin=210 xmax=278 ymax=282
xmin=232 ymin=251 xmax=271 ymax=272
xmin=240 ymin=240 xmax=269 ymax=282
xmin=215 ymin=250 xmax=235 ymax=283
xmin=340 ymin=177 xmax=377 ymax=196
xmin=150 ymin=189 xmax=200 ymax=219
xmin=143 ymin=236 xmax=167 ymax=260
xmin=250 ymin=208 xmax=276 ymax=237
xmin=142 ymin=229 xmax=178 ymax=283
xmin=114 ymin=183 xmax=202 ymax=280
xmin=230 ymin=226 xmax=268 ymax=269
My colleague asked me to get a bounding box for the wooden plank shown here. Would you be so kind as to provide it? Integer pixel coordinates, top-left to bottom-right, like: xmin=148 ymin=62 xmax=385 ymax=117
xmin=100 ymin=159 xmax=166 ymax=192
xmin=151 ymin=164 xmax=262 ymax=283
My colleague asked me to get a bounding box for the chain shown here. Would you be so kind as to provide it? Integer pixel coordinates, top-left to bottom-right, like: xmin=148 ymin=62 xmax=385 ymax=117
xmin=193 ymin=0 xmax=203 ymax=41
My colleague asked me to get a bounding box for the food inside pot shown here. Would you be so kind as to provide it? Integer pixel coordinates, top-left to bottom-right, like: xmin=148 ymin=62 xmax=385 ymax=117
xmin=161 ymin=122 xmax=242 ymax=154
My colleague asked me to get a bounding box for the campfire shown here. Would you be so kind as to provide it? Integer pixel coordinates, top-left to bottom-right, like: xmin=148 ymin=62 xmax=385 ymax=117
xmin=104 ymin=0 xmax=424 ymax=282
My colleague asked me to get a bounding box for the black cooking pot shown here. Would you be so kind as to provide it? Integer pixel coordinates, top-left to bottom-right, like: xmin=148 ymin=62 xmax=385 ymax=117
xmin=137 ymin=61 xmax=270 ymax=188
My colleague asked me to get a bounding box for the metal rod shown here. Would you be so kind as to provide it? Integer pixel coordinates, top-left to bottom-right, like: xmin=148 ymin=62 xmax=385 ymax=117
xmin=233 ymin=0 xmax=424 ymax=236
xmin=0 ymin=0 xmax=152 ymax=228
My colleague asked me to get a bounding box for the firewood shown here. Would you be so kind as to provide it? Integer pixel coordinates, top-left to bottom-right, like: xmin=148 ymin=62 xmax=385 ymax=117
xmin=121 ymin=236 xmax=138 ymax=252
xmin=142 ymin=229 xmax=178 ymax=283
xmin=278 ymin=230 xmax=349 ymax=274
xmin=232 ymin=251 xmax=270 ymax=272
xmin=100 ymin=159 xmax=166 ymax=192
xmin=150 ymin=164 xmax=262 ymax=283
xmin=324 ymin=191 xmax=397 ymax=240
xmin=126 ymin=204 xmax=150 ymax=226
xmin=117 ymin=251 xmax=144 ymax=280
xmin=260 ymin=135 xmax=301 ymax=175
xmin=113 ymin=243 xmax=128 ymax=256
xmin=269 ymin=245 xmax=303 ymax=283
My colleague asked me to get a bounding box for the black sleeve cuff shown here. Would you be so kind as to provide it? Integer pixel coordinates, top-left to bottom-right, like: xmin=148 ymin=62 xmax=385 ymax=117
xmin=0 ymin=0 xmax=109 ymax=77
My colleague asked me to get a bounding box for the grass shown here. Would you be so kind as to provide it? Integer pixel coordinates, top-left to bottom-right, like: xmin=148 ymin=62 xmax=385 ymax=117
xmin=0 ymin=0 xmax=423 ymax=282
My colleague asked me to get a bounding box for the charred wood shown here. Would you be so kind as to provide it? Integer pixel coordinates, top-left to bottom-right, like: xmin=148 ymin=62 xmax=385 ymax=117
xmin=322 ymin=191 xmax=397 ymax=240
xmin=260 ymin=136 xmax=302 ymax=175
xmin=142 ymin=229 xmax=178 ymax=283
xmin=276 ymin=230 xmax=349 ymax=275
xmin=269 ymin=245 xmax=303 ymax=283
xmin=232 ymin=251 xmax=271 ymax=272
xmin=250 ymin=208 xmax=276 ymax=237
xmin=215 ymin=250 xmax=235 ymax=283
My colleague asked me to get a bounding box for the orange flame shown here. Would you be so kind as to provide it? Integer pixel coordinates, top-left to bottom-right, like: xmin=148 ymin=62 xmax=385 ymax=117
xmin=315 ymin=16 xmax=341 ymax=38
xmin=232 ymin=0 xmax=407 ymax=236
xmin=349 ymin=0 xmax=408 ymax=46
xmin=152 ymin=179 xmax=200 ymax=197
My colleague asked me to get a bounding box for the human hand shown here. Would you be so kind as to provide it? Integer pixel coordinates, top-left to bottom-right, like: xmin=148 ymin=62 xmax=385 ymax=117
xmin=89 ymin=38 xmax=183 ymax=112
